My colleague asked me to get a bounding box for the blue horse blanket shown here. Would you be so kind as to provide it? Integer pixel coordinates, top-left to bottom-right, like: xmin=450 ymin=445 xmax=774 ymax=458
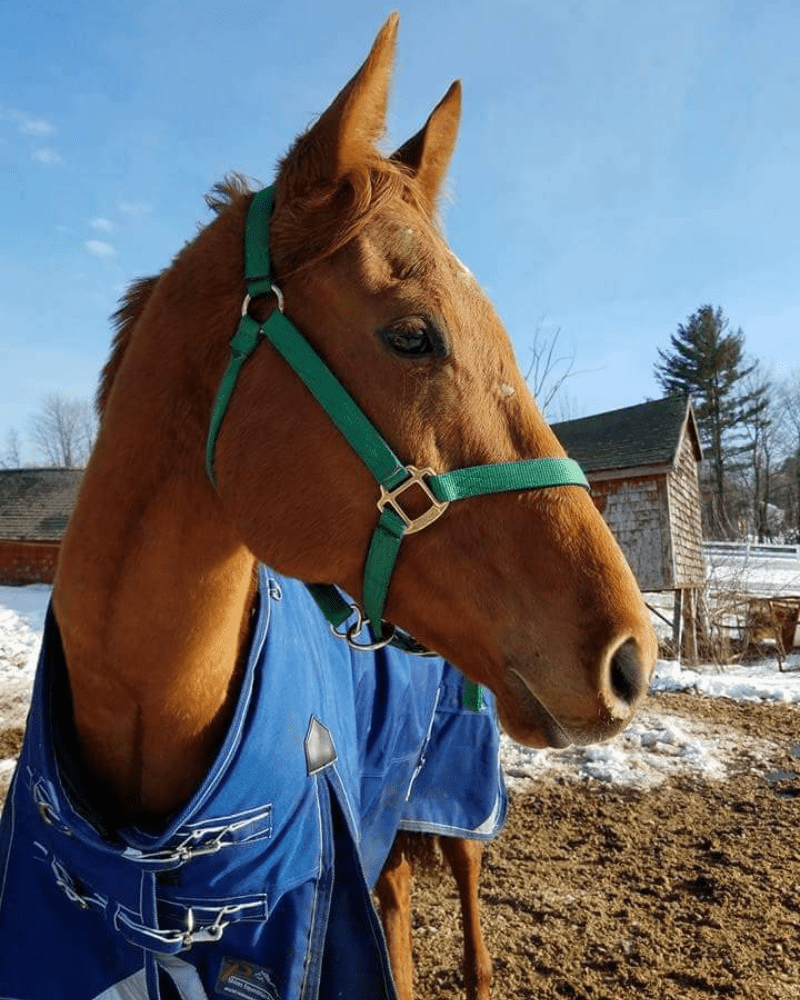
xmin=0 ymin=568 xmax=506 ymax=1000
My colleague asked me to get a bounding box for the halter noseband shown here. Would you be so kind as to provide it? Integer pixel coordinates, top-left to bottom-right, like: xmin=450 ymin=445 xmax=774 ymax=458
xmin=206 ymin=186 xmax=589 ymax=661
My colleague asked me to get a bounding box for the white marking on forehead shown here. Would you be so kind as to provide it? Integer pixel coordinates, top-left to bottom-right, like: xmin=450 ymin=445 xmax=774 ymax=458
xmin=499 ymin=382 xmax=516 ymax=398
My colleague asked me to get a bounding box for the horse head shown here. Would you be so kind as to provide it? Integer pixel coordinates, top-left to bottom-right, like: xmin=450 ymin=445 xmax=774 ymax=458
xmin=203 ymin=15 xmax=657 ymax=748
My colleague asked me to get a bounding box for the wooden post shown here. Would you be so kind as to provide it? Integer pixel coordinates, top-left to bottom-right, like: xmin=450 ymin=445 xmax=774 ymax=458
xmin=672 ymin=590 xmax=683 ymax=662
xmin=681 ymin=588 xmax=699 ymax=665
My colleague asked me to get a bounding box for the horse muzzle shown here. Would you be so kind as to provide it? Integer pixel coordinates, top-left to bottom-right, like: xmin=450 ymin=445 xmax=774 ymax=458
xmin=498 ymin=634 xmax=653 ymax=749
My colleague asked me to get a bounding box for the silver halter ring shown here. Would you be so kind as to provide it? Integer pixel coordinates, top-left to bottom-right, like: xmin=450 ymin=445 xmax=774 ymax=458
xmin=329 ymin=604 xmax=397 ymax=652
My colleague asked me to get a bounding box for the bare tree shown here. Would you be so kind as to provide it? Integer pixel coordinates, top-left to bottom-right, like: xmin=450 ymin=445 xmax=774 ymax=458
xmin=736 ymin=363 xmax=776 ymax=541
xmin=0 ymin=427 xmax=23 ymax=468
xmin=29 ymin=393 xmax=96 ymax=468
xmin=777 ymin=369 xmax=800 ymax=542
xmin=524 ymin=321 xmax=586 ymax=420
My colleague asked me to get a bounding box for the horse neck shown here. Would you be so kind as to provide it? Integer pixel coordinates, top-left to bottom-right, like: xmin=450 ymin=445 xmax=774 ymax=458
xmin=53 ymin=434 xmax=257 ymax=824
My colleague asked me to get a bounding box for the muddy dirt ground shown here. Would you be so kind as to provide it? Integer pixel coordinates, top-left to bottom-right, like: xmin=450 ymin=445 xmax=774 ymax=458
xmin=409 ymin=692 xmax=800 ymax=999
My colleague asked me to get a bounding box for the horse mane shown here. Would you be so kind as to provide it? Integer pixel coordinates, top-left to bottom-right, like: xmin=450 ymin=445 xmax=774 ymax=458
xmin=204 ymin=172 xmax=253 ymax=214
xmin=96 ymin=274 xmax=161 ymax=417
xmin=95 ymin=176 xmax=252 ymax=419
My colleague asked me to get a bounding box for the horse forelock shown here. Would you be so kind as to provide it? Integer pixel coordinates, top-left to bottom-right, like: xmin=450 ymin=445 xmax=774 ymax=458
xmin=203 ymin=162 xmax=431 ymax=281
xmin=273 ymin=153 xmax=431 ymax=279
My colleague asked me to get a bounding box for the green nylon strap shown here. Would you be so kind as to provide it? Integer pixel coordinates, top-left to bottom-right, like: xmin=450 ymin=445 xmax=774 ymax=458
xmin=306 ymin=581 xmax=436 ymax=657
xmin=462 ymin=679 xmax=483 ymax=713
xmin=244 ymin=186 xmax=277 ymax=298
xmin=357 ymin=459 xmax=586 ymax=635
xmin=206 ymin=314 xmax=264 ymax=484
xmin=362 ymin=507 xmax=407 ymax=636
xmin=243 ymin=186 xmax=408 ymax=491
xmin=430 ymin=458 xmax=588 ymax=501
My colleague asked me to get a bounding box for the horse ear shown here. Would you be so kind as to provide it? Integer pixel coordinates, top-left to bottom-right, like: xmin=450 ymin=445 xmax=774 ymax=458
xmin=392 ymin=81 xmax=462 ymax=215
xmin=281 ymin=13 xmax=399 ymax=189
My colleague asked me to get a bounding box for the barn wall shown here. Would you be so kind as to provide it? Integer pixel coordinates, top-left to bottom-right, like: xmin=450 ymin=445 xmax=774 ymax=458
xmin=0 ymin=541 xmax=60 ymax=585
xmin=588 ymin=476 xmax=673 ymax=591
xmin=666 ymin=433 xmax=706 ymax=587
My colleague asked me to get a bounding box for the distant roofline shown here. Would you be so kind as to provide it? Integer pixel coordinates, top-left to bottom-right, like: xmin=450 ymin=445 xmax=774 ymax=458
xmin=552 ymin=396 xmax=702 ymax=475
xmin=0 ymin=467 xmax=83 ymax=542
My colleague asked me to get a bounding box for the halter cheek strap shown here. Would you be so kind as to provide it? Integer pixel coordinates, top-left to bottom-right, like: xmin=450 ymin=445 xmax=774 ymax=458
xmin=206 ymin=186 xmax=589 ymax=667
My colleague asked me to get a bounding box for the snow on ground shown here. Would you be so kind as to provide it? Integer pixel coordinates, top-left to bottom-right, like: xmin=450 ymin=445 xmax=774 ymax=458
xmin=0 ymin=584 xmax=48 ymax=677
xmin=0 ymin=586 xmax=49 ymax=714
xmin=653 ymin=655 xmax=800 ymax=703
xmin=0 ymin=585 xmax=52 ymax=793
xmin=503 ymin=656 xmax=800 ymax=791
xmin=1 ymin=584 xmax=799 ymax=797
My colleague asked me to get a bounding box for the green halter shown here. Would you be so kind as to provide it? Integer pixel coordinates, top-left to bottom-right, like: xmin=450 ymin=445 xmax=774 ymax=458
xmin=206 ymin=186 xmax=589 ymax=675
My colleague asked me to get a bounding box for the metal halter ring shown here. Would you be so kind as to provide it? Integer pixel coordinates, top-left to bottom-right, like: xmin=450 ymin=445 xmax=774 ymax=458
xmin=329 ymin=605 xmax=397 ymax=652
xmin=241 ymin=283 xmax=285 ymax=319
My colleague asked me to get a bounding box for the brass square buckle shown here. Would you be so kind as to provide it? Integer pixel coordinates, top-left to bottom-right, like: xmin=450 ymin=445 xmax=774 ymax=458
xmin=377 ymin=466 xmax=449 ymax=535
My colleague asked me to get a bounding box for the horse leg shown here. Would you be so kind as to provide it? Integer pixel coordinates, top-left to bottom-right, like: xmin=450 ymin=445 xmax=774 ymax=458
xmin=375 ymin=834 xmax=415 ymax=1000
xmin=439 ymin=837 xmax=492 ymax=1000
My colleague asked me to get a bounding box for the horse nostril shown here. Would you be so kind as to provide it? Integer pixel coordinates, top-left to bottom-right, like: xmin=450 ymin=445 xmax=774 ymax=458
xmin=608 ymin=637 xmax=647 ymax=708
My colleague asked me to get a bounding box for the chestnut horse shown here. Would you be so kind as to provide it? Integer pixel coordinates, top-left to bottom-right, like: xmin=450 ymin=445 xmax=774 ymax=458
xmin=0 ymin=14 xmax=656 ymax=1000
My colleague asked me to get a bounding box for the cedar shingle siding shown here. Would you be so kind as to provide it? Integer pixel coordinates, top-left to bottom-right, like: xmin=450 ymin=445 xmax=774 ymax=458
xmin=553 ymin=397 xmax=705 ymax=591
xmin=668 ymin=431 xmax=705 ymax=586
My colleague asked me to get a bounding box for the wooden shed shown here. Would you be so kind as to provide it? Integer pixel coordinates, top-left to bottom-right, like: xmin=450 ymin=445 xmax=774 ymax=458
xmin=0 ymin=469 xmax=82 ymax=585
xmin=552 ymin=397 xmax=705 ymax=657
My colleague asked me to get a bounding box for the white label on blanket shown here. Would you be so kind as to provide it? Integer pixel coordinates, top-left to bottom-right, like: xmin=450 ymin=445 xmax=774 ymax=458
xmin=216 ymin=958 xmax=280 ymax=1000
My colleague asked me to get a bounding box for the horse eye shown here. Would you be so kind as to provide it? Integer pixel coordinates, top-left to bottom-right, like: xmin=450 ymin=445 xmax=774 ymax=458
xmin=380 ymin=320 xmax=445 ymax=359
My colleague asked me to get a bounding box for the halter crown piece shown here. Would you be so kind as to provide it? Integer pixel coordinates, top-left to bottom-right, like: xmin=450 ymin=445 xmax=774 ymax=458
xmin=206 ymin=186 xmax=589 ymax=690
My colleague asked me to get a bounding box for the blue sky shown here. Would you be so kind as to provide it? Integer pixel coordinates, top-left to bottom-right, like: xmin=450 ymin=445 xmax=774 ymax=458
xmin=2 ymin=1 xmax=799 ymax=460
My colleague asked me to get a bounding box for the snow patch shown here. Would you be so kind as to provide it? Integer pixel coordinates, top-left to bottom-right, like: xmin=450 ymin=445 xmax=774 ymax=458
xmin=652 ymin=656 xmax=800 ymax=703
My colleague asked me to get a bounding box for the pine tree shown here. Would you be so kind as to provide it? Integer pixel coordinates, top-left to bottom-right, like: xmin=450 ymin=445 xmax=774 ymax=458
xmin=654 ymin=305 xmax=760 ymax=537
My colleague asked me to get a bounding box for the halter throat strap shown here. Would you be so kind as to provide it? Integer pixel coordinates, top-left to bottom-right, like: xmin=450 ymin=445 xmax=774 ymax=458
xmin=206 ymin=186 xmax=589 ymax=652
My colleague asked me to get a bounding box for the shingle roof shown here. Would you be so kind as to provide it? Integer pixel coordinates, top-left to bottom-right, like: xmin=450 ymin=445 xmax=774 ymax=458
xmin=0 ymin=468 xmax=82 ymax=541
xmin=552 ymin=396 xmax=702 ymax=474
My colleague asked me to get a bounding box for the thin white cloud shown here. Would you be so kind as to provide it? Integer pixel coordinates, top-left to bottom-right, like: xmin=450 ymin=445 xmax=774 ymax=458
xmin=2 ymin=108 xmax=55 ymax=136
xmin=20 ymin=117 xmax=54 ymax=137
xmin=32 ymin=147 xmax=63 ymax=166
xmin=91 ymin=217 xmax=114 ymax=232
xmin=85 ymin=239 xmax=116 ymax=259
xmin=118 ymin=200 xmax=151 ymax=215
